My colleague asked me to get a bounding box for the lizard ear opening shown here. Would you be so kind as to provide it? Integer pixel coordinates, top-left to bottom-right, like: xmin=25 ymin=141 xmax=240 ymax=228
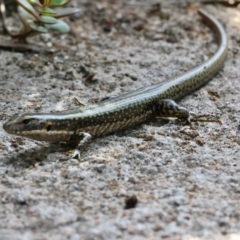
xmin=46 ymin=125 xmax=51 ymax=132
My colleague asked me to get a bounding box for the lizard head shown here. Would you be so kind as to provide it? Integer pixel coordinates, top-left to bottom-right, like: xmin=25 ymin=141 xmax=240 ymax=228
xmin=3 ymin=113 xmax=72 ymax=141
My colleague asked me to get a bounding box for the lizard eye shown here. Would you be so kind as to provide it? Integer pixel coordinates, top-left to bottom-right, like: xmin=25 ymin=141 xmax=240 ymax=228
xmin=22 ymin=119 xmax=31 ymax=124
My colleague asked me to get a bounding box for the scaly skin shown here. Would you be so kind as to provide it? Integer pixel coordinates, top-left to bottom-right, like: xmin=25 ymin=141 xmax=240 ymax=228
xmin=3 ymin=9 xmax=228 ymax=159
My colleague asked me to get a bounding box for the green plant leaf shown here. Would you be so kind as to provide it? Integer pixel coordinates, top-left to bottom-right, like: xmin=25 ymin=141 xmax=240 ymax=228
xmin=28 ymin=0 xmax=41 ymax=5
xmin=39 ymin=15 xmax=58 ymax=24
xmin=49 ymin=0 xmax=71 ymax=7
xmin=40 ymin=7 xmax=56 ymax=16
xmin=16 ymin=0 xmax=39 ymax=20
xmin=29 ymin=22 xmax=48 ymax=33
xmin=45 ymin=19 xmax=69 ymax=33
xmin=18 ymin=5 xmax=35 ymax=22
xmin=18 ymin=2 xmax=37 ymax=30
xmin=54 ymin=8 xmax=81 ymax=18
xmin=18 ymin=6 xmax=33 ymax=34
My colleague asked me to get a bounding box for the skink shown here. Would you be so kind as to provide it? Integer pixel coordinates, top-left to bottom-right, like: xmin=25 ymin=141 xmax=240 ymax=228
xmin=3 ymin=9 xmax=228 ymax=159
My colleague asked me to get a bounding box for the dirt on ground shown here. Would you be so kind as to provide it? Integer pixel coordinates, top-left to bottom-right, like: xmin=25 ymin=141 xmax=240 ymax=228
xmin=0 ymin=1 xmax=239 ymax=240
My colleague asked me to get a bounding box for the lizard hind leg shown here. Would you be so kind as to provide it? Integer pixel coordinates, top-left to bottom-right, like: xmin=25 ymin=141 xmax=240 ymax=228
xmin=155 ymin=99 xmax=191 ymax=123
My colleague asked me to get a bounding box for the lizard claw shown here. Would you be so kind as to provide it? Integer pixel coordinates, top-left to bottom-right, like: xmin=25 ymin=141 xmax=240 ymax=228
xmin=71 ymin=149 xmax=81 ymax=160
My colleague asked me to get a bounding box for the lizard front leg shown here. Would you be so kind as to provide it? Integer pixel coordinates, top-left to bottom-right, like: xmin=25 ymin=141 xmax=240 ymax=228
xmin=71 ymin=132 xmax=92 ymax=159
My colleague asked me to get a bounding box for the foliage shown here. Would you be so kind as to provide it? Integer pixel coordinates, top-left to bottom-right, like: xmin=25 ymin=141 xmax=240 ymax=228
xmin=1 ymin=0 xmax=80 ymax=43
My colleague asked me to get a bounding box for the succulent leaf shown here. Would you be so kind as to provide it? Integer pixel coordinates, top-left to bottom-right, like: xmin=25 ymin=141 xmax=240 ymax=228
xmin=54 ymin=7 xmax=81 ymax=18
xmin=29 ymin=22 xmax=48 ymax=32
xmin=39 ymin=15 xmax=58 ymax=24
xmin=16 ymin=0 xmax=39 ymax=19
xmin=18 ymin=6 xmax=34 ymax=33
xmin=49 ymin=0 xmax=71 ymax=7
xmin=40 ymin=7 xmax=56 ymax=16
xmin=27 ymin=0 xmax=41 ymax=5
xmin=45 ymin=19 xmax=70 ymax=33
